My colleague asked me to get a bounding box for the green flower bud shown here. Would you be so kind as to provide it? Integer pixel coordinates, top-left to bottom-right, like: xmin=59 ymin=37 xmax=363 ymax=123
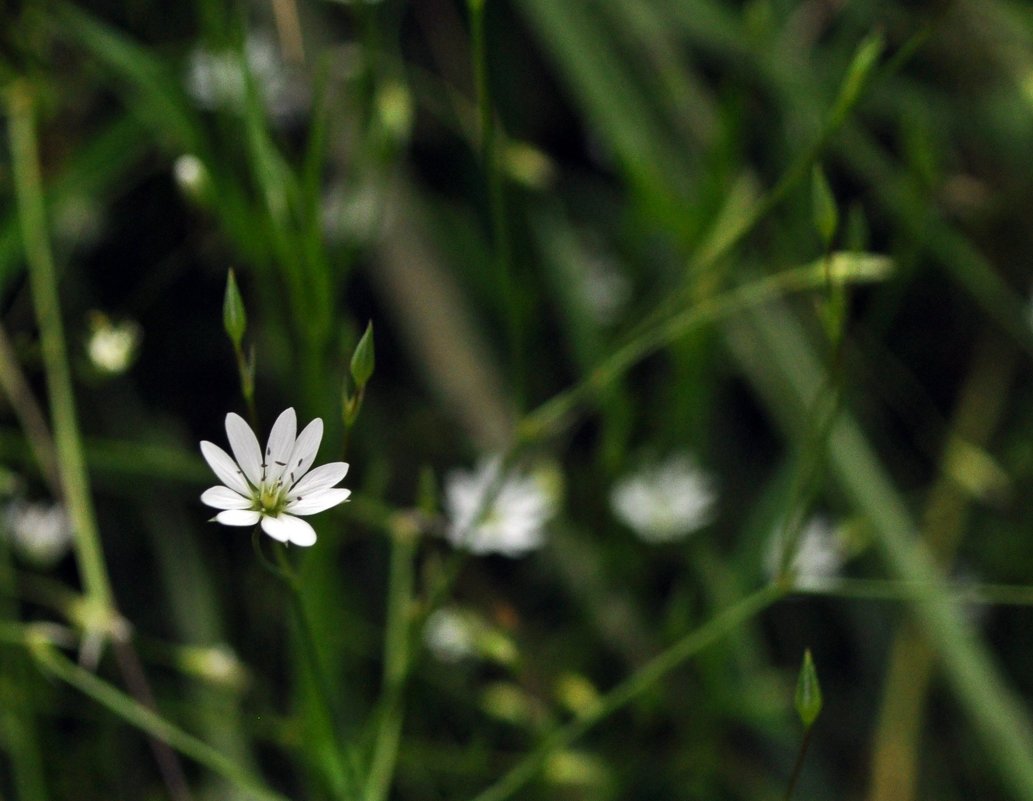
xmin=350 ymin=321 xmax=375 ymax=389
xmin=812 ymin=165 xmax=838 ymax=247
xmin=223 ymin=269 xmax=247 ymax=348
xmin=795 ymin=648 xmax=823 ymax=728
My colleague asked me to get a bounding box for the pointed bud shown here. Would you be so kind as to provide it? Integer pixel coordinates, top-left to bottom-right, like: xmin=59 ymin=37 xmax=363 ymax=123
xmin=831 ymin=33 xmax=884 ymax=121
xmin=223 ymin=269 xmax=247 ymax=348
xmin=350 ymin=321 xmax=375 ymax=389
xmin=795 ymin=648 xmax=823 ymax=728
xmin=811 ymin=165 xmax=838 ymax=247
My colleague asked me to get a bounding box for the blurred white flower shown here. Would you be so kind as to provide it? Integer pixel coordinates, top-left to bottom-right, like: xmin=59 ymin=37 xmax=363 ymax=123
xmin=444 ymin=457 xmax=558 ymax=557
xmin=423 ymin=607 xmax=478 ymax=663
xmin=86 ymin=313 xmax=141 ymax=375
xmin=173 ymin=154 xmax=210 ymax=202
xmin=575 ymin=254 xmax=630 ymax=325
xmin=610 ymin=454 xmax=716 ymax=543
xmin=3 ymin=500 xmax=73 ymax=566
xmin=200 ymin=408 xmax=350 ymax=547
xmin=185 ymin=34 xmax=308 ymax=122
xmin=179 ymin=643 xmax=249 ymax=691
xmin=765 ymin=516 xmax=845 ymax=590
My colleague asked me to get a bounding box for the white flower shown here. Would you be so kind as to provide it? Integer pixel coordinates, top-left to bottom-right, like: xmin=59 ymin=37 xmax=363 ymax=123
xmin=765 ymin=516 xmax=845 ymax=589
xmin=86 ymin=313 xmax=141 ymax=374
xmin=423 ymin=607 xmax=478 ymax=663
xmin=185 ymin=34 xmax=309 ymax=122
xmin=200 ymin=408 xmax=350 ymax=547
xmin=610 ymin=454 xmax=716 ymax=543
xmin=3 ymin=500 xmax=73 ymax=566
xmin=444 ymin=457 xmax=558 ymax=557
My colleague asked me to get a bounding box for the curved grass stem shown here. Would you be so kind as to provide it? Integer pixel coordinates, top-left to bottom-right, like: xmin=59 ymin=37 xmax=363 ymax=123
xmin=469 ymin=584 xmax=783 ymax=801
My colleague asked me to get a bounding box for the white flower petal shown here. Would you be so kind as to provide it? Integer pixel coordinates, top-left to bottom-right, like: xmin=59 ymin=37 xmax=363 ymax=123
xmin=263 ymin=407 xmax=297 ymax=485
xmin=288 ymin=462 xmax=349 ymax=498
xmin=286 ymin=487 xmax=351 ymax=516
xmin=225 ymin=413 xmax=263 ymax=486
xmin=283 ymin=417 xmax=324 ymax=487
xmin=215 ymin=509 xmax=262 ymax=526
xmin=201 ymin=486 xmax=253 ymax=510
xmin=261 ymin=513 xmax=317 ymax=546
xmin=200 ymin=441 xmax=251 ymax=496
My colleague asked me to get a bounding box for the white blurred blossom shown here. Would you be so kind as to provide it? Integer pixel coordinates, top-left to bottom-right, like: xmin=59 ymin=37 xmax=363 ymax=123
xmin=173 ymin=154 xmax=210 ymax=202
xmin=423 ymin=607 xmax=478 ymax=663
xmin=86 ymin=313 xmax=141 ymax=375
xmin=610 ymin=454 xmax=716 ymax=543
xmin=3 ymin=500 xmax=73 ymax=566
xmin=765 ymin=516 xmax=845 ymax=590
xmin=185 ymin=34 xmax=309 ymax=122
xmin=444 ymin=457 xmax=559 ymax=557
xmin=575 ymin=254 xmax=630 ymax=325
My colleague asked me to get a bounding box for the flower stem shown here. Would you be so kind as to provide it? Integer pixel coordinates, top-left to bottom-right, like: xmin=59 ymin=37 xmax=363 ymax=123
xmin=270 ymin=545 xmax=357 ymax=799
xmin=468 ymin=0 xmax=520 ymax=400
xmin=783 ymin=724 xmax=815 ymax=801
xmin=8 ymin=81 xmax=196 ymax=801
xmin=469 ymin=584 xmax=783 ymax=801
xmin=26 ymin=636 xmax=290 ymax=801
xmin=364 ymin=518 xmax=418 ymax=801
xmin=7 ymin=80 xmax=113 ymax=614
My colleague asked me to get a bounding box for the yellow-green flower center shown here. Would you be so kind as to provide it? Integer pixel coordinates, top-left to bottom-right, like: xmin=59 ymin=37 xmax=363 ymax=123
xmin=259 ymin=485 xmax=286 ymax=515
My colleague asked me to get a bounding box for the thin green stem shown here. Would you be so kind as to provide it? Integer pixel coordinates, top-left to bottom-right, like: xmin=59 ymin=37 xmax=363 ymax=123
xmin=794 ymin=577 xmax=1033 ymax=607
xmin=517 ymin=254 xmax=890 ymax=443
xmin=783 ymin=724 xmax=815 ymax=801
xmin=468 ymin=0 xmax=519 ymax=398
xmin=7 ymin=81 xmax=113 ymax=612
xmin=0 ymin=538 xmax=48 ymax=801
xmin=364 ymin=520 xmax=418 ymax=801
xmin=27 ymin=639 xmax=289 ymax=801
xmin=271 ymin=546 xmax=355 ymax=800
xmin=0 ymin=321 xmax=61 ymax=498
xmin=469 ymin=585 xmax=783 ymax=801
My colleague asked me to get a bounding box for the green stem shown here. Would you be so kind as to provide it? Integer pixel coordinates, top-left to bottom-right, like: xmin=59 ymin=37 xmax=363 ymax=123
xmin=28 ymin=639 xmax=288 ymax=801
xmin=469 ymin=584 xmax=783 ymax=801
xmin=783 ymin=724 xmax=815 ymax=801
xmin=364 ymin=520 xmax=418 ymax=801
xmin=0 ymin=538 xmax=48 ymax=801
xmin=7 ymin=81 xmax=114 ymax=613
xmin=468 ymin=0 xmax=519 ymax=398
xmin=271 ymin=546 xmax=355 ymax=799
xmin=517 ymin=254 xmax=890 ymax=443
xmin=794 ymin=577 xmax=1033 ymax=607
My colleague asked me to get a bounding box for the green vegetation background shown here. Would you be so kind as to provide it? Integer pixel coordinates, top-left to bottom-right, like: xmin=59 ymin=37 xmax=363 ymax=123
xmin=4 ymin=1 xmax=1033 ymax=800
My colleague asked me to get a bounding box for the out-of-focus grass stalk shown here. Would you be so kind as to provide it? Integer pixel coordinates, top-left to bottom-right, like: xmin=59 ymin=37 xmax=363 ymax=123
xmin=364 ymin=517 xmax=418 ymax=801
xmin=469 ymin=584 xmax=784 ymax=801
xmin=0 ymin=321 xmax=61 ymax=497
xmin=746 ymin=302 xmax=1033 ymax=800
xmin=6 ymin=82 xmax=113 ymax=614
xmin=24 ymin=637 xmax=290 ymax=801
xmin=867 ymin=340 xmax=1015 ymax=801
xmin=0 ymin=540 xmax=48 ymax=801
xmin=468 ymin=0 xmax=520 ymax=398
xmin=795 ymin=578 xmax=1033 ymax=607
xmin=518 ymin=253 xmax=891 ymax=442
xmin=667 ymin=32 xmax=885 ymax=310
xmin=8 ymin=81 xmax=195 ymax=801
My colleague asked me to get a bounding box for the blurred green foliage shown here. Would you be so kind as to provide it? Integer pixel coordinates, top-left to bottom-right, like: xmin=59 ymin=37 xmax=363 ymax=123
xmin=3 ymin=1 xmax=1033 ymax=800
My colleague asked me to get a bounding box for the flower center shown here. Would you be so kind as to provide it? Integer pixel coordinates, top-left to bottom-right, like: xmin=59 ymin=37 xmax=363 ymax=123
xmin=258 ymin=484 xmax=287 ymax=515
